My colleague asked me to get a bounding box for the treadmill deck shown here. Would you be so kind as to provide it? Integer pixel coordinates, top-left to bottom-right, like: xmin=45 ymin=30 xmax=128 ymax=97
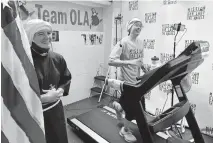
xmin=67 ymin=106 xmax=208 ymax=143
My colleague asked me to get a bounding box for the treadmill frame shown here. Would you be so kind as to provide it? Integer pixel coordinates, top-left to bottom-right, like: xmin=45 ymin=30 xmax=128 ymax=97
xmin=124 ymin=42 xmax=206 ymax=143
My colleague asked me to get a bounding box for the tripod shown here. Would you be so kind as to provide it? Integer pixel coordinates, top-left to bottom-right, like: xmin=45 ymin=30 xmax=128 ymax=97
xmin=114 ymin=14 xmax=123 ymax=98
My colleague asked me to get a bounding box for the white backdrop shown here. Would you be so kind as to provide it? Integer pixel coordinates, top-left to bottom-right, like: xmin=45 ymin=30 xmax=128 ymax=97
xmin=111 ymin=0 xmax=213 ymax=136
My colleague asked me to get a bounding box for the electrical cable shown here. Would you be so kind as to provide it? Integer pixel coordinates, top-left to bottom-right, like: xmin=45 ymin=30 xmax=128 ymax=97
xmin=175 ymin=124 xmax=183 ymax=139
xmin=65 ymin=106 xmax=98 ymax=111
xmin=65 ymin=95 xmax=113 ymax=111
xmin=176 ymin=28 xmax=188 ymax=47
xmin=162 ymin=90 xmax=170 ymax=112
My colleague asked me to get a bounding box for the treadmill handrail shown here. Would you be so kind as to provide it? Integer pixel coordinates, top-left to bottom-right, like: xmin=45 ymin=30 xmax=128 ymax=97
xmin=135 ymin=54 xmax=191 ymax=86
xmin=122 ymin=55 xmax=193 ymax=102
xmin=135 ymin=41 xmax=204 ymax=87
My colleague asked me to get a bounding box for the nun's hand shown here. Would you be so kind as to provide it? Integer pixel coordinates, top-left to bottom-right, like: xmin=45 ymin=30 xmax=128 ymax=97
xmin=56 ymin=88 xmax=64 ymax=97
xmin=41 ymin=88 xmax=61 ymax=103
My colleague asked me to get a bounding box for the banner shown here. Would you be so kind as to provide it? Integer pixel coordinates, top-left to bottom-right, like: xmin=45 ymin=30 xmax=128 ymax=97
xmin=18 ymin=1 xmax=103 ymax=31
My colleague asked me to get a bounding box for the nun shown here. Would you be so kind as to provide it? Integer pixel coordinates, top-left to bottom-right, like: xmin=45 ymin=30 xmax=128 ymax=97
xmin=24 ymin=19 xmax=71 ymax=143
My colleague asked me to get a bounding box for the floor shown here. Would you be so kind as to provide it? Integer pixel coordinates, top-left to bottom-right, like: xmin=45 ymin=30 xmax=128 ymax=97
xmin=64 ymin=95 xmax=213 ymax=143
xmin=64 ymin=94 xmax=112 ymax=143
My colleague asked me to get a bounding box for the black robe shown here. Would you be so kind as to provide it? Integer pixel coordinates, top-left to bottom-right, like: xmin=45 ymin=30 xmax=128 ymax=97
xmin=31 ymin=43 xmax=71 ymax=143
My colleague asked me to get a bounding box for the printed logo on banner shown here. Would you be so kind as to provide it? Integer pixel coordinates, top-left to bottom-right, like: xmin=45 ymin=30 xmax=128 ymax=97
xmin=155 ymin=108 xmax=163 ymax=116
xmin=81 ymin=34 xmax=103 ymax=45
xmin=190 ymin=103 xmax=196 ymax=115
xmin=163 ymin=0 xmax=177 ymax=5
xmin=159 ymin=81 xmax=173 ymax=93
xmin=209 ymin=92 xmax=213 ymax=106
xmin=162 ymin=24 xmax=176 ymax=36
xmin=35 ymin=3 xmax=90 ymax=25
xmin=144 ymin=91 xmax=151 ymax=100
xmin=160 ymin=53 xmax=173 ymax=64
xmin=187 ymin=6 xmax=205 ymax=20
xmin=129 ymin=0 xmax=138 ymax=11
xmin=145 ymin=12 xmax=156 ymax=23
xmin=143 ymin=39 xmax=155 ymax=49
xmin=90 ymin=8 xmax=103 ymax=29
xmin=52 ymin=31 xmax=59 ymax=42
xmin=191 ymin=72 xmax=199 ymax=84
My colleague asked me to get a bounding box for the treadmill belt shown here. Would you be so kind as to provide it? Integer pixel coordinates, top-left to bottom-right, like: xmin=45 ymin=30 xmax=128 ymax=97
xmin=76 ymin=107 xmax=135 ymax=142
xmin=72 ymin=107 xmax=167 ymax=143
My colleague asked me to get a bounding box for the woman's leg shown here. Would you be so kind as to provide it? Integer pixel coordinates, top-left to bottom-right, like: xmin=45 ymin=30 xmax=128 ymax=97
xmin=112 ymin=101 xmax=124 ymax=127
xmin=119 ymin=93 xmax=137 ymax=142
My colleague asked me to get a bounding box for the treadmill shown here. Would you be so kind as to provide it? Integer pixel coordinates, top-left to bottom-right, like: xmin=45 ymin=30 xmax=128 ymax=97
xmin=67 ymin=41 xmax=212 ymax=143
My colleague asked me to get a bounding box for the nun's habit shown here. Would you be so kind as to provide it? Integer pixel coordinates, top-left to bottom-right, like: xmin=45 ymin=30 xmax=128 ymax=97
xmin=24 ymin=19 xmax=71 ymax=143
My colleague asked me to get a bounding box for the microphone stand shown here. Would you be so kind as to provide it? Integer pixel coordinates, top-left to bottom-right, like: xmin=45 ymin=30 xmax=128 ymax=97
xmin=114 ymin=14 xmax=122 ymax=98
xmin=171 ymin=22 xmax=181 ymax=106
xmin=169 ymin=24 xmax=184 ymax=137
